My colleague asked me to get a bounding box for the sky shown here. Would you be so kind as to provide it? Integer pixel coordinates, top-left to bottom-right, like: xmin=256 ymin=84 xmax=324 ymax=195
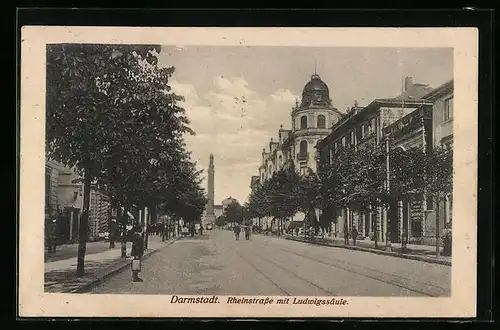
xmin=157 ymin=46 xmax=453 ymax=205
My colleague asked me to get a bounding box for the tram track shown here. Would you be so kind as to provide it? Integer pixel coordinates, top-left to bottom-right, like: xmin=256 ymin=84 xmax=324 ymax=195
xmin=259 ymin=240 xmax=449 ymax=297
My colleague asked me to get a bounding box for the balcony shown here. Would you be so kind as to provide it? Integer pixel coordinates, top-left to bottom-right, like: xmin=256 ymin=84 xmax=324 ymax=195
xmin=297 ymin=152 xmax=309 ymax=161
xmin=294 ymin=127 xmax=331 ymax=138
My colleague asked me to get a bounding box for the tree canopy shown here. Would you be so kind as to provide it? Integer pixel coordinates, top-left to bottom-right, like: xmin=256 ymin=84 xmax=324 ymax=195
xmin=46 ymin=44 xmax=206 ymax=276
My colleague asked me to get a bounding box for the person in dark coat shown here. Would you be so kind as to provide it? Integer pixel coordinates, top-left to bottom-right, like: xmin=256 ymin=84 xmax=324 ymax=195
xmin=131 ymin=226 xmax=144 ymax=282
xmin=245 ymin=226 xmax=251 ymax=240
xmin=343 ymin=222 xmax=349 ymax=245
xmin=352 ymin=227 xmax=358 ymax=246
xmin=234 ymin=225 xmax=241 ymax=240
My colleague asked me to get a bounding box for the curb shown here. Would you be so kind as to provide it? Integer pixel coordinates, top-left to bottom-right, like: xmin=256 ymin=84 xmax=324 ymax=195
xmin=67 ymin=237 xmax=180 ymax=293
xmin=284 ymin=236 xmax=452 ymax=266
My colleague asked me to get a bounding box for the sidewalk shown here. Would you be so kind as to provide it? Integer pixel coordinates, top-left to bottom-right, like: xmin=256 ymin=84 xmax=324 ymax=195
xmin=44 ymin=235 xmax=179 ymax=293
xmin=45 ymin=240 xmax=118 ymax=263
xmin=284 ymin=234 xmax=452 ymax=266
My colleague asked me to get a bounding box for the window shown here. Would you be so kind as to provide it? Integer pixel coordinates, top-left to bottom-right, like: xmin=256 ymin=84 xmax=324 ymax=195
xmin=341 ymin=136 xmax=346 ymax=147
xmin=269 ymin=165 xmax=272 ymax=174
xmin=278 ymin=155 xmax=282 ymax=166
xmin=444 ymin=97 xmax=453 ymax=121
xmin=300 ymin=115 xmax=308 ymax=129
xmin=426 ymin=195 xmax=434 ymax=210
xmin=317 ymin=115 xmax=326 ymax=129
xmin=300 ymin=140 xmax=308 ymax=154
xmin=370 ymin=118 xmax=375 ymax=135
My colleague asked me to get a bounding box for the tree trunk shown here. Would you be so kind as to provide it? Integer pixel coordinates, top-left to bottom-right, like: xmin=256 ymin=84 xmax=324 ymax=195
xmin=435 ymin=197 xmax=441 ymax=258
xmin=76 ymin=165 xmax=91 ymax=277
xmin=109 ymin=201 xmax=116 ymax=249
xmin=121 ymin=206 xmax=128 ymax=258
xmin=144 ymin=206 xmax=149 ymax=250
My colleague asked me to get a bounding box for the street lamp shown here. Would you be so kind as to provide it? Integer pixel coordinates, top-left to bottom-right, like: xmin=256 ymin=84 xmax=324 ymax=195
xmin=384 ymin=135 xmax=392 ymax=252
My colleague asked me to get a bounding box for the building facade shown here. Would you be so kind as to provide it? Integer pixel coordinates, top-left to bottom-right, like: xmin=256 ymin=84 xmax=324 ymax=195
xmin=316 ymin=77 xmax=435 ymax=242
xmin=89 ymin=188 xmax=111 ymax=241
xmin=423 ymin=79 xmax=454 ymax=243
xmin=252 ymin=73 xmax=344 ymax=231
xmin=257 ymin=73 xmax=344 ymax=185
xmin=45 ymin=158 xmax=112 ymax=244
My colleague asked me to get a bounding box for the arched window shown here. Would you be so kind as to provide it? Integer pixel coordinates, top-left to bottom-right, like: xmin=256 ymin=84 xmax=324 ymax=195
xmin=300 ymin=115 xmax=308 ymax=129
xmin=269 ymin=165 xmax=272 ymax=174
xmin=317 ymin=115 xmax=326 ymax=128
xmin=278 ymin=155 xmax=282 ymax=166
xmin=300 ymin=140 xmax=308 ymax=154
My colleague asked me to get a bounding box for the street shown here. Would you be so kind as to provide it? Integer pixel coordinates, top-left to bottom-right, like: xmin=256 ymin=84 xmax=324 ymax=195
xmin=91 ymin=230 xmax=451 ymax=297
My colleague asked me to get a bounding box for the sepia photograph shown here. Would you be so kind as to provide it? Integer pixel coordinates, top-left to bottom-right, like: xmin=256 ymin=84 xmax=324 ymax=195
xmin=19 ymin=27 xmax=478 ymax=318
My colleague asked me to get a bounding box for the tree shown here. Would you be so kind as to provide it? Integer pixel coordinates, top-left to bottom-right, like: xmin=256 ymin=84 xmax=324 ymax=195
xmin=265 ymin=167 xmax=301 ymax=235
xmin=215 ymin=215 xmax=227 ymax=227
xmin=295 ymin=169 xmax=321 ymax=237
xmin=424 ymin=145 xmax=453 ymax=257
xmin=223 ymin=200 xmax=244 ymax=225
xmin=248 ymin=181 xmax=271 ymax=223
xmin=46 ymin=44 xmax=161 ymax=276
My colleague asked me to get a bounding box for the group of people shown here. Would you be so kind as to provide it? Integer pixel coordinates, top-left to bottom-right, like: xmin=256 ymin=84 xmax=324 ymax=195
xmin=233 ymin=225 xmax=251 ymax=241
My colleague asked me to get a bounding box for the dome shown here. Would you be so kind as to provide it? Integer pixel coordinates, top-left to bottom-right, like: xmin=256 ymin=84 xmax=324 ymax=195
xmin=303 ymin=74 xmax=330 ymax=94
xmin=300 ymin=74 xmax=331 ymax=108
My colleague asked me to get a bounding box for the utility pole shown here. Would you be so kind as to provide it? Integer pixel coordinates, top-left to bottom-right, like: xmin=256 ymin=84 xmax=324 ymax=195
xmin=385 ymin=135 xmax=392 ymax=251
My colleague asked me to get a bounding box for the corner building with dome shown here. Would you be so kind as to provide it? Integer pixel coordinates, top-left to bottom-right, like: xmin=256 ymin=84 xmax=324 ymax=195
xmin=252 ymin=73 xmax=343 ymax=189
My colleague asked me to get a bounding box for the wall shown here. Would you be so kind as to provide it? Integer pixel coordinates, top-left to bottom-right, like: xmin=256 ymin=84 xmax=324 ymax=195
xmin=432 ymin=90 xmax=454 ymax=146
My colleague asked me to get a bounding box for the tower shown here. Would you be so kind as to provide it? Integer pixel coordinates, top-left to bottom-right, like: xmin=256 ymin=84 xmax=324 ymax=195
xmin=291 ymin=73 xmax=343 ymax=173
xmin=204 ymin=153 xmax=216 ymax=226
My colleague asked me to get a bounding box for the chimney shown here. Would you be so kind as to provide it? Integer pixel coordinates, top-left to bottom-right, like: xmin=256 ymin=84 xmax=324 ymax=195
xmin=404 ymin=77 xmax=413 ymax=92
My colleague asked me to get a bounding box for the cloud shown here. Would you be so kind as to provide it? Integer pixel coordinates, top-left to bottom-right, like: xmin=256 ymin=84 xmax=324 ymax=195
xmin=170 ymin=75 xmax=299 ymax=203
xmin=270 ymin=88 xmax=297 ymax=103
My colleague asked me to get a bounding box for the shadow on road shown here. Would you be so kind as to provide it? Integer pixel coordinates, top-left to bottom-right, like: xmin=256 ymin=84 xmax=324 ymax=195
xmin=45 ymin=258 xmax=125 ymax=293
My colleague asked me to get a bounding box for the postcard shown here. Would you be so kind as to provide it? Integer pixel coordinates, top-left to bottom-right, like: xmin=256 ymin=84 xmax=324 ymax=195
xmin=19 ymin=26 xmax=478 ymax=318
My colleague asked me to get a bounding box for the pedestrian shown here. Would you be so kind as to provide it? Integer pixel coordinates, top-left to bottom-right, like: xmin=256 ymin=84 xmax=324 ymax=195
xmin=234 ymin=224 xmax=241 ymax=240
xmin=245 ymin=226 xmax=250 ymax=240
xmin=131 ymin=225 xmax=144 ymax=282
xmin=352 ymin=227 xmax=358 ymax=246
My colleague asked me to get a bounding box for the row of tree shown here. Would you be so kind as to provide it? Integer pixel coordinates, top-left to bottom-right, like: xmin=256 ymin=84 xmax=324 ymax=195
xmin=46 ymin=44 xmax=207 ymax=276
xmin=247 ymin=143 xmax=453 ymax=254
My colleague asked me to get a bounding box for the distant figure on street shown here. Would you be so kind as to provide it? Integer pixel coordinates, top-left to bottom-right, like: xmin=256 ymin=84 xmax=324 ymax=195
xmin=244 ymin=226 xmax=250 ymax=240
xmin=234 ymin=225 xmax=241 ymax=240
xmin=131 ymin=225 xmax=145 ymax=282
xmin=352 ymin=228 xmax=358 ymax=246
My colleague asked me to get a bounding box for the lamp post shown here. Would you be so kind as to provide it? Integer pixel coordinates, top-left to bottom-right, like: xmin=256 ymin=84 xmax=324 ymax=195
xmin=384 ymin=135 xmax=392 ymax=251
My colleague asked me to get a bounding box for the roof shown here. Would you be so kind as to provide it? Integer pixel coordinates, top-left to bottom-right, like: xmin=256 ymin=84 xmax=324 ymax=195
xmin=421 ymin=79 xmax=454 ymax=101
xmin=303 ymin=74 xmax=329 ymax=93
xmin=319 ymin=98 xmax=433 ymax=146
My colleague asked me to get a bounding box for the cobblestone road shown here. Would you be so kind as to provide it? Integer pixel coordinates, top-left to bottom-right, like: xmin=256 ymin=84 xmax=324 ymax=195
xmin=91 ymin=229 xmax=451 ymax=297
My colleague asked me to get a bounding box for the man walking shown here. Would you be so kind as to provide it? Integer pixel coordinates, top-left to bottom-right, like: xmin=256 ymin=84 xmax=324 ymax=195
xmin=234 ymin=224 xmax=241 ymax=240
xmin=131 ymin=225 xmax=144 ymax=282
